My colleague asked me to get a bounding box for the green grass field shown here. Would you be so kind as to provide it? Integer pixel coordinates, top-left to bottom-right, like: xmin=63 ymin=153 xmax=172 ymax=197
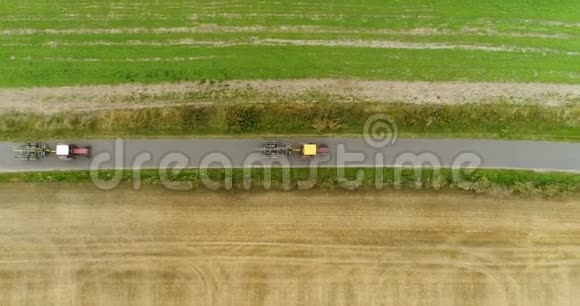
xmin=0 ymin=0 xmax=578 ymax=87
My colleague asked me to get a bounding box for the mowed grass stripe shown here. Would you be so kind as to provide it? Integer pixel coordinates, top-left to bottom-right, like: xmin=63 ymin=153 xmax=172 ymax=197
xmin=0 ymin=46 xmax=577 ymax=86
xmin=0 ymin=26 xmax=577 ymax=39
xmin=0 ymin=17 xmax=577 ymax=36
xmin=4 ymin=40 xmax=577 ymax=56
xmin=2 ymin=31 xmax=579 ymax=53
xmin=1 ymin=0 xmax=578 ymax=22
xmin=0 ymin=0 xmax=578 ymax=34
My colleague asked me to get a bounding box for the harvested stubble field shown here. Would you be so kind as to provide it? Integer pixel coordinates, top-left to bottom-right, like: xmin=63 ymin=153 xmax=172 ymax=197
xmin=0 ymin=184 xmax=579 ymax=306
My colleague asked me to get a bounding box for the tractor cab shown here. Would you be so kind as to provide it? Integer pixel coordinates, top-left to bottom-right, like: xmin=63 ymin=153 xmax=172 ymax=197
xmin=300 ymin=143 xmax=329 ymax=158
xmin=302 ymin=144 xmax=318 ymax=157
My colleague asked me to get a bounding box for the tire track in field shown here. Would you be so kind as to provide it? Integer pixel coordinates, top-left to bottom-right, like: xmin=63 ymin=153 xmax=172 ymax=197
xmin=7 ymin=56 xmax=215 ymax=62
xmin=0 ymin=25 xmax=575 ymax=39
xmin=4 ymin=37 xmax=576 ymax=56
xmin=259 ymin=38 xmax=580 ymax=56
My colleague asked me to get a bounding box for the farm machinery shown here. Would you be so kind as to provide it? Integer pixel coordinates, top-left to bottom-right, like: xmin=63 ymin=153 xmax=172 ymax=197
xmin=12 ymin=143 xmax=51 ymax=161
xmin=13 ymin=142 xmax=91 ymax=161
xmin=257 ymin=141 xmax=329 ymax=159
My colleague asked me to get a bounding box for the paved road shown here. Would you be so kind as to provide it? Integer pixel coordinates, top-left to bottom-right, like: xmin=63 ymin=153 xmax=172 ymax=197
xmin=0 ymin=138 xmax=579 ymax=173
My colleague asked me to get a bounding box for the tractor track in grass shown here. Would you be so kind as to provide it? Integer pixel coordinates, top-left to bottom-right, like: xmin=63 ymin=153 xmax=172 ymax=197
xmin=6 ymin=38 xmax=575 ymax=56
xmin=0 ymin=25 xmax=576 ymax=39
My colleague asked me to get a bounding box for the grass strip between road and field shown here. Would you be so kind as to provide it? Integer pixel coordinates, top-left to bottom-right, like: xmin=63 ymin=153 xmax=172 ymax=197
xmin=2 ymin=100 xmax=580 ymax=142
xmin=1 ymin=167 xmax=580 ymax=198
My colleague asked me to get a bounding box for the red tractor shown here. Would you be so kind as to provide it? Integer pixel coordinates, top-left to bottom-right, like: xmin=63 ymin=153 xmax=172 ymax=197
xmin=13 ymin=143 xmax=91 ymax=161
xmin=55 ymin=144 xmax=91 ymax=161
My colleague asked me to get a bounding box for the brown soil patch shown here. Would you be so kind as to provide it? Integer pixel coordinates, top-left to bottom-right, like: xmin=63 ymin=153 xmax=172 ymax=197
xmin=1 ymin=80 xmax=579 ymax=113
xmin=0 ymin=184 xmax=578 ymax=305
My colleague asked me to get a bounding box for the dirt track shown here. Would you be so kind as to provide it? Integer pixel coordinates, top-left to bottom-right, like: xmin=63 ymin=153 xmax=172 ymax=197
xmin=1 ymin=80 xmax=579 ymax=113
xmin=0 ymin=184 xmax=579 ymax=306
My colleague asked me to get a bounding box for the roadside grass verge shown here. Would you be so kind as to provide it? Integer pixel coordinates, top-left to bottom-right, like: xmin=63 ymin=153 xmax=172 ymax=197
xmin=2 ymin=100 xmax=580 ymax=141
xmin=1 ymin=168 xmax=579 ymax=198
